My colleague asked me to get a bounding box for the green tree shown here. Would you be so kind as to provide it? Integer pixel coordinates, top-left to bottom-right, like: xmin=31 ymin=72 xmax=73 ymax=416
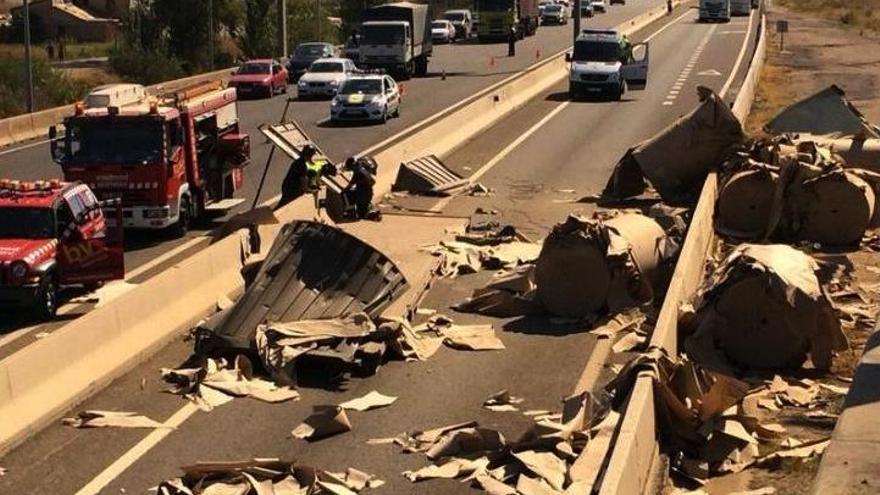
xmin=242 ymin=0 xmax=277 ymax=58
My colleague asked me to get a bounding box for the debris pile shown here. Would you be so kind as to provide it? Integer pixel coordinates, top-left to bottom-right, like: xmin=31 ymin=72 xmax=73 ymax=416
xmin=157 ymin=459 xmax=384 ymax=495
xmin=607 ymin=349 xmax=834 ymax=486
xmin=764 ymin=85 xmax=880 ymax=139
xmin=369 ymin=391 xmax=614 ymax=493
xmin=715 ymin=136 xmax=877 ymax=245
xmin=604 ymin=87 xmax=745 ymax=203
xmin=681 ymin=244 xmax=848 ymax=372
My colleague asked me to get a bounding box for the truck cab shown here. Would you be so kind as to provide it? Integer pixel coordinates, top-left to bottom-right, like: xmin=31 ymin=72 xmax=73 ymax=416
xmin=567 ymin=29 xmax=650 ymax=100
xmin=51 ymin=82 xmax=250 ymax=237
xmin=0 ymin=179 xmax=124 ymax=319
xmin=360 ymin=2 xmax=433 ymax=78
xmin=699 ymin=0 xmax=731 ymax=22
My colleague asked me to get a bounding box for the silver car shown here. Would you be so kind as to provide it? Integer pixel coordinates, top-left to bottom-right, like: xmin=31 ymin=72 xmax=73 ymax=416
xmin=330 ymin=74 xmax=401 ymax=124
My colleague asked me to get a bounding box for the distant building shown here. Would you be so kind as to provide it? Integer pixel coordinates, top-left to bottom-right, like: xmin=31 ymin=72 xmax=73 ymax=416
xmin=10 ymin=0 xmax=125 ymax=42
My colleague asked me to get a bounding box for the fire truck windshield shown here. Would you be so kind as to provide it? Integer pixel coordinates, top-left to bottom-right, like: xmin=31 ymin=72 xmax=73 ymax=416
xmin=65 ymin=120 xmax=164 ymax=165
xmin=0 ymin=207 xmax=55 ymax=239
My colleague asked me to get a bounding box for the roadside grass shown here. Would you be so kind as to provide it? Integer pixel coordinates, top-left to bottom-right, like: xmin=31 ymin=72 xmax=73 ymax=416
xmin=777 ymin=0 xmax=880 ymax=34
xmin=744 ymin=36 xmax=792 ymax=136
xmin=0 ymin=41 xmax=114 ymax=60
xmin=0 ymin=57 xmax=90 ymax=118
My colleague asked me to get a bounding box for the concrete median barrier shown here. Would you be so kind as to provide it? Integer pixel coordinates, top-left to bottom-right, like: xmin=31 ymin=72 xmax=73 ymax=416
xmin=599 ymin=12 xmax=769 ymax=495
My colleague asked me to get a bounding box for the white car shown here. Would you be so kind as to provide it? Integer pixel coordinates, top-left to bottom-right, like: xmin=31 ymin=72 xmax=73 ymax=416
xmin=592 ymin=0 xmax=608 ymax=13
xmin=330 ymin=74 xmax=401 ymax=124
xmin=542 ymin=4 xmax=569 ymax=24
xmin=432 ymin=19 xmax=456 ymax=43
xmin=297 ymin=58 xmax=358 ymax=98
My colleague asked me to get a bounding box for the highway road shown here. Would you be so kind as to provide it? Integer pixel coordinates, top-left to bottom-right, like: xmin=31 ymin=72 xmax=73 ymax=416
xmin=0 ymin=0 xmax=667 ymax=349
xmin=0 ymin=3 xmax=760 ymax=494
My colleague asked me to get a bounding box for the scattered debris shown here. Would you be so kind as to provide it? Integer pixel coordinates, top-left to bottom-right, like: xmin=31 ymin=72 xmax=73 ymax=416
xmin=392 ymin=155 xmax=469 ymax=195
xmin=682 ymin=244 xmax=848 ymax=372
xmin=339 ymin=391 xmax=398 ymax=412
xmin=765 ymin=85 xmax=880 ymax=139
xmin=157 ymin=459 xmax=382 ymax=494
xmin=483 ymin=390 xmax=524 ymax=412
xmin=604 ymin=86 xmax=745 ymax=203
xmin=160 ymin=355 xmax=299 ymax=411
xmin=535 ymin=213 xmax=670 ymax=318
xmin=440 ymin=323 xmax=506 ymax=351
xmin=292 ymin=406 xmax=353 ymax=441
xmin=62 ymin=411 xmax=166 ymax=429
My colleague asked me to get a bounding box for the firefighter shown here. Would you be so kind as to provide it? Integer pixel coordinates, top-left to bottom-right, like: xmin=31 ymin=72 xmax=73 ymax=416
xmin=278 ymin=145 xmax=337 ymax=210
xmin=508 ymin=25 xmax=517 ymax=57
xmin=667 ymin=0 xmax=673 ymax=15
xmin=342 ymin=156 xmax=381 ymax=221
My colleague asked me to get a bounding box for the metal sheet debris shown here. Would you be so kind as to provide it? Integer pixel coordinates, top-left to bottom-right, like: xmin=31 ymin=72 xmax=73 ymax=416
xmin=195 ymin=221 xmax=408 ymax=356
xmin=683 ymin=244 xmax=848 ymax=371
xmin=291 ymin=406 xmax=353 ymax=441
xmin=604 ymin=87 xmax=745 ymax=203
xmin=765 ymin=85 xmax=880 ymax=139
xmin=392 ymin=155 xmax=468 ymax=195
xmin=338 ymin=391 xmax=397 ymax=412
xmin=535 ymin=214 xmax=669 ymax=317
xmin=62 ymin=411 xmax=167 ymax=429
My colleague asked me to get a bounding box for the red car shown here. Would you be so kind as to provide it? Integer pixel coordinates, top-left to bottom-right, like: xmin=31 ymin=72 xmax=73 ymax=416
xmin=0 ymin=179 xmax=125 ymax=319
xmin=229 ymin=59 xmax=288 ymax=99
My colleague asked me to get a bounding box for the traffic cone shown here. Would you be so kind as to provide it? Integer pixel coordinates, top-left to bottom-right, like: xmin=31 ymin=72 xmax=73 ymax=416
xmin=399 ymin=83 xmax=406 ymax=96
xmin=442 ymin=69 xmax=446 ymax=80
xmin=536 ymin=48 xmax=541 ymax=59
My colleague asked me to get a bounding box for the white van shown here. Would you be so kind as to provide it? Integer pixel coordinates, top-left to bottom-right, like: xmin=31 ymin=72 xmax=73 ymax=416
xmin=566 ymin=29 xmax=649 ymax=100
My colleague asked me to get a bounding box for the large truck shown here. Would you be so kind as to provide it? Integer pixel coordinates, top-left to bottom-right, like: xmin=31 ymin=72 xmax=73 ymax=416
xmin=476 ymin=0 xmax=539 ymax=41
xmin=699 ymin=0 xmax=731 ymax=22
xmin=49 ymin=82 xmax=251 ymax=237
xmin=360 ymin=2 xmax=433 ymax=78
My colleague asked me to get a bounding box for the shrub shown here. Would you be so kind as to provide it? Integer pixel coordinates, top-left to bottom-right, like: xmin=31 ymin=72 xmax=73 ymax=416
xmin=0 ymin=57 xmax=89 ymax=118
xmin=109 ymin=44 xmax=185 ymax=85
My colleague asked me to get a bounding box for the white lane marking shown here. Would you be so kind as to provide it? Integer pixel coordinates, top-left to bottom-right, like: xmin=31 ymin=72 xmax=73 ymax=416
xmin=73 ymin=403 xmax=199 ymax=495
xmin=662 ymin=23 xmax=717 ymax=106
xmin=719 ymin=9 xmax=757 ymax=98
xmin=0 ymin=138 xmax=56 ymax=158
xmin=432 ymin=101 xmax=571 ymax=212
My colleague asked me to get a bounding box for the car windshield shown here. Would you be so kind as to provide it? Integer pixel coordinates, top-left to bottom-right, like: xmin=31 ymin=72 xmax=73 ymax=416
xmin=0 ymin=207 xmax=54 ymax=239
xmin=432 ymin=21 xmax=448 ymax=28
xmin=445 ymin=12 xmax=466 ymax=21
xmin=310 ymin=62 xmax=344 ymax=73
xmin=573 ymin=40 xmax=621 ymax=62
xmin=340 ymin=79 xmax=382 ymax=95
xmin=238 ymin=62 xmax=270 ymax=75
xmin=295 ymin=44 xmax=327 ymax=58
xmin=363 ymin=24 xmax=405 ymax=45
xmin=65 ymin=119 xmax=164 ymax=165
xmin=545 ymin=5 xmax=562 ymax=12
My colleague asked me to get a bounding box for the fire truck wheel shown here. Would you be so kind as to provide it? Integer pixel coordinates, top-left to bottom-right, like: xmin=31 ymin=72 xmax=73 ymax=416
xmin=35 ymin=276 xmax=58 ymax=321
xmin=83 ymin=281 xmax=103 ymax=292
xmin=173 ymin=196 xmax=192 ymax=238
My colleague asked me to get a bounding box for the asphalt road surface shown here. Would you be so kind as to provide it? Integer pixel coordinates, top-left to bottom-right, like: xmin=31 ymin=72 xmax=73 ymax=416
xmin=0 ymin=4 xmax=760 ymax=494
xmin=0 ymin=0 xmax=667 ymax=347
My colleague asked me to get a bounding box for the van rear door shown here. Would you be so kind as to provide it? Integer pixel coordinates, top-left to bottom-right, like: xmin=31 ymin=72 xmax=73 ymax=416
xmin=621 ymin=42 xmax=649 ymax=90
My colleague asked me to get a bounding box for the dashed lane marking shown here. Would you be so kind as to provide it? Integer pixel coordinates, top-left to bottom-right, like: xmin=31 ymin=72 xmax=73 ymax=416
xmin=662 ymin=24 xmax=718 ymax=106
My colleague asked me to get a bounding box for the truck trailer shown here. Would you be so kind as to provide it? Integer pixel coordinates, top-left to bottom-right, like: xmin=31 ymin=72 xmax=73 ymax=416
xmin=360 ymin=2 xmax=433 ymax=78
xmin=476 ymin=0 xmax=540 ymax=41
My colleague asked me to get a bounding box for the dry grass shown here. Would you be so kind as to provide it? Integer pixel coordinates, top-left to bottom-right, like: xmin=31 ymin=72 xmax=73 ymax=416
xmin=744 ymin=39 xmax=794 ymax=137
xmin=0 ymin=42 xmax=113 ymax=60
xmin=777 ymin=0 xmax=880 ymax=33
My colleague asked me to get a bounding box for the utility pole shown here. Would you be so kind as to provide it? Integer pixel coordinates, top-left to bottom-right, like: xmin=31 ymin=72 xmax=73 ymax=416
xmin=573 ymin=0 xmax=581 ymax=43
xmin=208 ymin=0 xmax=215 ymax=69
xmin=317 ymin=0 xmax=322 ymax=42
xmin=278 ymin=0 xmax=288 ymax=58
xmin=23 ymin=0 xmax=35 ymax=113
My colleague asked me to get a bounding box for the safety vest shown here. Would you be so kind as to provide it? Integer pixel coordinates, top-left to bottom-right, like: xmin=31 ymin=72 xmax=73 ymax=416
xmin=307 ymin=159 xmax=328 ymax=188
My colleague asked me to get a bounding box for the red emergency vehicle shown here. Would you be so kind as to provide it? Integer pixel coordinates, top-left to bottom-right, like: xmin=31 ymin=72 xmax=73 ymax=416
xmin=0 ymin=179 xmax=124 ymax=319
xmin=50 ymin=81 xmax=250 ymax=237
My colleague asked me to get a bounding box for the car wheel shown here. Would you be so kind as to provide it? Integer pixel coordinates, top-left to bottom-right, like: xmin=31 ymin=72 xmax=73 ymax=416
xmin=83 ymin=281 xmax=103 ymax=292
xmin=35 ymin=276 xmax=58 ymax=321
xmin=173 ymin=195 xmax=191 ymax=238
xmin=281 ymin=83 xmax=288 ymax=94
xmin=394 ymin=105 xmax=401 ymax=118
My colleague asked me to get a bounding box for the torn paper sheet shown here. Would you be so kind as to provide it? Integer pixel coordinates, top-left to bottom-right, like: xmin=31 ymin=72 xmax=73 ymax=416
xmin=62 ymin=411 xmax=166 ymax=429
xmin=515 ymin=474 xmax=563 ymax=495
xmin=440 ymin=324 xmax=505 ymax=351
xmin=339 ymin=391 xmax=397 ymax=412
xmin=292 ymin=406 xmax=352 ymax=441
xmin=404 ymin=457 xmax=490 ymax=482
xmin=475 ymin=474 xmax=517 ymax=495
xmin=483 ymin=390 xmax=524 ymax=412
xmin=512 ymin=451 xmax=567 ymax=492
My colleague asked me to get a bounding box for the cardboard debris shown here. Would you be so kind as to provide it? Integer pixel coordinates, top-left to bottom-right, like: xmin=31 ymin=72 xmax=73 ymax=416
xmin=716 ymin=139 xmax=876 ymax=245
xmin=535 ymin=214 xmax=669 ymax=318
xmin=392 ymin=154 xmax=468 ymax=195
xmin=161 ymin=356 xmax=299 ymax=411
xmin=426 ymin=237 xmax=541 ymax=278
xmin=426 ymin=428 xmax=506 ymax=460
xmin=512 ymin=451 xmax=567 ymax=491
xmin=475 ymin=474 xmax=518 ymax=495
xmin=158 ymin=459 xmax=381 ymax=495
xmin=604 ymin=87 xmax=745 ymax=203
xmin=683 ymin=244 xmax=848 ymax=371
xmin=515 ymin=474 xmax=563 ymax=495
xmin=62 ymin=411 xmax=166 ymax=429
xmin=338 ymin=391 xmax=397 ymax=412
xmin=484 ymin=390 xmax=525 ymax=412
xmin=611 ymin=332 xmax=646 ymax=353
xmin=766 ymin=85 xmax=880 ymax=139
xmin=729 ymin=488 xmax=776 ymax=495
xmin=753 ymin=437 xmax=830 ymax=466
xmin=440 ymin=324 xmax=506 ymax=351
xmin=291 ymin=406 xmax=352 ymax=441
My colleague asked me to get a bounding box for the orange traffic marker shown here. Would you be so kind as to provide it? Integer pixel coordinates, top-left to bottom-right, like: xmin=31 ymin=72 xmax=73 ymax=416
xmin=400 ymin=83 xmax=407 ymax=96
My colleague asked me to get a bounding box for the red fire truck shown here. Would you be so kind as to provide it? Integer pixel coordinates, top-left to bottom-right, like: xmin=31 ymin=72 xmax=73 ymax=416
xmin=50 ymin=81 xmax=251 ymax=237
xmin=0 ymin=179 xmax=124 ymax=319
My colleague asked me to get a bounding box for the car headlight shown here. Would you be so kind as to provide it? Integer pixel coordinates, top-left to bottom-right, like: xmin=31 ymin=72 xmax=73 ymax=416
xmin=331 ymin=98 xmax=342 ymax=107
xmin=298 ymin=80 xmax=308 ymax=87
xmin=8 ymin=260 xmax=29 ymax=285
xmin=329 ymin=79 xmax=340 ymax=86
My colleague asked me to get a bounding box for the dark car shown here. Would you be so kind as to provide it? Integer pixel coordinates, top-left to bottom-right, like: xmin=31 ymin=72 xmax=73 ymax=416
xmin=288 ymin=42 xmax=337 ymax=82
